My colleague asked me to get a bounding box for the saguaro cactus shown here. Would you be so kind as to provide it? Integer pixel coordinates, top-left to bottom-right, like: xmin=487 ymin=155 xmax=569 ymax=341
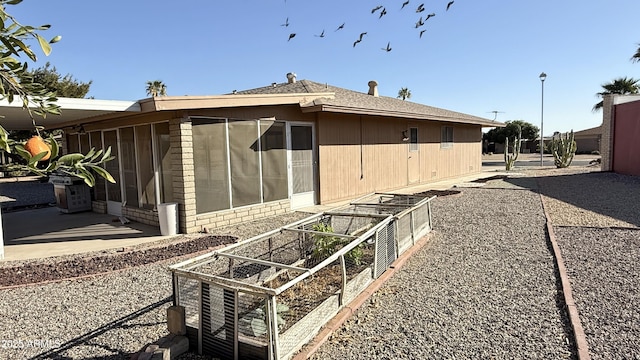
xmin=504 ymin=125 xmax=522 ymax=171
xmin=550 ymin=130 xmax=577 ymax=168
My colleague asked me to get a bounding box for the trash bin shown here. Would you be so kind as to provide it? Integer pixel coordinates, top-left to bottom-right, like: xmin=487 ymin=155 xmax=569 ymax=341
xmin=158 ymin=202 xmax=179 ymax=236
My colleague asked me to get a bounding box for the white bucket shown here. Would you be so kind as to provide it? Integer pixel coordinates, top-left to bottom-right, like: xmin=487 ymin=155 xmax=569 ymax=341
xmin=158 ymin=202 xmax=179 ymax=236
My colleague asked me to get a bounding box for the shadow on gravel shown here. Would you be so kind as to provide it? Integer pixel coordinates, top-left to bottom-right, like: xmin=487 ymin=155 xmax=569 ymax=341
xmin=531 ymin=172 xmax=640 ymax=227
xmin=30 ymin=296 xmax=171 ymax=360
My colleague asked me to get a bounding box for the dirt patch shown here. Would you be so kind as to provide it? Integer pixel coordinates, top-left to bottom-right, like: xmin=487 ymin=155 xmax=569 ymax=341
xmin=413 ymin=189 xmax=462 ymax=197
xmin=472 ymin=175 xmax=510 ymax=183
xmin=0 ymin=235 xmax=236 ymax=287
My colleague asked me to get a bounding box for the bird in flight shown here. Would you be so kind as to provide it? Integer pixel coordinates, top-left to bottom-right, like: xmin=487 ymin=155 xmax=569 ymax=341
xmin=281 ymin=17 xmax=289 ymax=27
xmin=371 ymin=5 xmax=383 ymax=14
xmin=401 ymin=0 xmax=410 ymax=10
xmin=416 ymin=3 xmax=425 ymax=12
xmin=335 ymin=22 xmax=345 ymax=31
xmin=381 ymin=42 xmax=392 ymax=52
xmin=425 ymin=13 xmax=435 ymax=21
xmin=315 ymin=30 xmax=325 ymax=38
xmin=353 ymin=32 xmax=367 ymax=47
xmin=415 ymin=16 xmax=424 ymax=28
xmin=419 ymin=29 xmax=427 ymax=38
xmin=288 ymin=33 xmax=296 ymax=41
xmin=446 ymin=1 xmax=454 ymax=11
xmin=379 ymin=7 xmax=387 ymax=18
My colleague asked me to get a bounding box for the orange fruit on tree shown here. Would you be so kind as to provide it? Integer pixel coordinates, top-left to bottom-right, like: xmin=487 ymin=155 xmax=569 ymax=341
xmin=24 ymin=135 xmax=52 ymax=161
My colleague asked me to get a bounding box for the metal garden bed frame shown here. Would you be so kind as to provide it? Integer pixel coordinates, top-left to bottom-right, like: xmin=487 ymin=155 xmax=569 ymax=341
xmin=169 ymin=193 xmax=436 ymax=360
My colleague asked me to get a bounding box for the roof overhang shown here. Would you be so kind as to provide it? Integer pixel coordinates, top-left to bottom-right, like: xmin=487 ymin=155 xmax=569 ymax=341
xmin=140 ymin=93 xmax=336 ymax=112
xmin=0 ymin=97 xmax=141 ymax=130
xmin=300 ymin=103 xmax=504 ymax=127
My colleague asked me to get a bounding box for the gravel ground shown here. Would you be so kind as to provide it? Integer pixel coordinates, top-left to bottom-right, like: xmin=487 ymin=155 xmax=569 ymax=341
xmin=311 ymin=177 xmax=575 ymax=359
xmin=537 ymin=171 xmax=640 ymax=228
xmin=554 ymin=227 xmax=640 ymax=360
xmin=2 ymin=167 xmax=639 ymax=360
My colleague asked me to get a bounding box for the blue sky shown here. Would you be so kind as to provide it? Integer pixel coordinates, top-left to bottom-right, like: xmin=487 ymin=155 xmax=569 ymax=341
xmin=11 ymin=0 xmax=640 ymax=134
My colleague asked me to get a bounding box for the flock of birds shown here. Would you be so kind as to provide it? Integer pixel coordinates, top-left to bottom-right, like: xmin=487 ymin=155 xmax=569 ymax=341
xmin=282 ymin=0 xmax=456 ymax=51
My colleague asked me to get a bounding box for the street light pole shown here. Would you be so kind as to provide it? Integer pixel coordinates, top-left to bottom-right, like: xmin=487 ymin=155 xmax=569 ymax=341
xmin=539 ymin=72 xmax=547 ymax=166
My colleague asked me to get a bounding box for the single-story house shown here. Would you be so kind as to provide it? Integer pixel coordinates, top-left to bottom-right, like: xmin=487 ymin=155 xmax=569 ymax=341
xmin=2 ymin=74 xmax=502 ymax=235
xmin=601 ymin=94 xmax=640 ymax=176
xmin=573 ymin=125 xmax=601 ymax=154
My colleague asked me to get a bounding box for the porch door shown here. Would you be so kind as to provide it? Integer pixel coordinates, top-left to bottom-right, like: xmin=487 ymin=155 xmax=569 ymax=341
xmin=103 ymin=130 xmax=123 ymax=216
xmin=407 ymin=127 xmax=420 ymax=184
xmin=288 ymin=123 xmax=316 ymax=209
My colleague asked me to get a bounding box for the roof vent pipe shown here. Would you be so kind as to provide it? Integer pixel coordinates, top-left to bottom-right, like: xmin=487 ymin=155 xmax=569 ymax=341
xmin=286 ymin=72 xmax=297 ymax=84
xmin=368 ymin=80 xmax=379 ymax=97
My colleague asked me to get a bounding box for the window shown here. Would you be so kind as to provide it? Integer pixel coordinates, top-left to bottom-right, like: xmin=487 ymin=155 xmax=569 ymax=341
xmin=192 ymin=117 xmax=289 ymax=214
xmin=441 ymin=126 xmax=454 ymax=148
xmin=409 ymin=127 xmax=418 ymax=152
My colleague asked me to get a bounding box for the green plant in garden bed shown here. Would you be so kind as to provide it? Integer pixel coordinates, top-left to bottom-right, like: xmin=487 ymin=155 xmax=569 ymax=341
xmin=311 ymin=223 xmax=363 ymax=266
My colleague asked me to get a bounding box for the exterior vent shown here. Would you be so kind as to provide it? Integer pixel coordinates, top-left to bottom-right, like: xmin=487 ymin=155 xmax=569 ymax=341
xmin=368 ymin=80 xmax=379 ymax=97
xmin=287 ymin=72 xmax=297 ymax=84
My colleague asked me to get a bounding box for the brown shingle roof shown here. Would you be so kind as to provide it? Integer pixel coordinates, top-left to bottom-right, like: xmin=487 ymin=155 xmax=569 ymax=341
xmin=573 ymin=125 xmax=602 ymax=136
xmin=235 ymin=80 xmax=503 ymax=127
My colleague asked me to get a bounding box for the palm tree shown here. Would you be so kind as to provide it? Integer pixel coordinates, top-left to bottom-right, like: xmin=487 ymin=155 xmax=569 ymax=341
xmin=146 ymin=80 xmax=167 ymax=97
xmin=631 ymin=44 xmax=640 ymax=63
xmin=397 ymin=87 xmax=411 ymax=100
xmin=592 ymin=77 xmax=640 ymax=111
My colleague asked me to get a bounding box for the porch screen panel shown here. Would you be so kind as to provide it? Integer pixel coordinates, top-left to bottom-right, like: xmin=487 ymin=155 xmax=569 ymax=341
xmin=193 ymin=119 xmax=230 ymax=213
xmin=79 ymin=133 xmax=90 ymax=153
xmin=89 ymin=131 xmax=106 ymax=201
xmin=136 ymin=125 xmax=155 ymax=209
xmin=103 ymin=130 xmax=121 ymax=203
xmin=228 ymin=119 xmax=260 ymax=207
xmin=66 ymin=134 xmax=80 ymax=154
xmin=154 ymin=122 xmax=173 ymax=203
xmin=120 ymin=127 xmax=139 ymax=208
xmin=260 ymin=121 xmax=288 ymax=202
xmin=291 ymin=125 xmax=313 ymax=193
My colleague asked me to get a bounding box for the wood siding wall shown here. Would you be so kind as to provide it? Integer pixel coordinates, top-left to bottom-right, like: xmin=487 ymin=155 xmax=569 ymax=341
xmin=317 ymin=113 xmax=481 ymax=204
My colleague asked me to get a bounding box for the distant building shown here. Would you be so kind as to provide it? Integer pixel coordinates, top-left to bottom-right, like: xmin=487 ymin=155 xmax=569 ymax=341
xmin=573 ymin=125 xmax=601 ymax=154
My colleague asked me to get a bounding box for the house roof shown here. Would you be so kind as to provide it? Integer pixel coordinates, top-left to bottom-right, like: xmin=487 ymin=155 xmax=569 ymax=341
xmin=235 ymin=79 xmax=503 ymax=127
xmin=574 ymin=125 xmax=602 ymax=137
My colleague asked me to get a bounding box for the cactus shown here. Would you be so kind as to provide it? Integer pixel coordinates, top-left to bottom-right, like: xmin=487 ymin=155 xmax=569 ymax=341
xmin=504 ymin=125 xmax=521 ymax=171
xmin=550 ymin=130 xmax=577 ymax=168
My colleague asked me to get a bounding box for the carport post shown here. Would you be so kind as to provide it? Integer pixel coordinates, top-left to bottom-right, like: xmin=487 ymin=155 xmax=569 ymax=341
xmin=0 ymin=209 xmax=4 ymax=259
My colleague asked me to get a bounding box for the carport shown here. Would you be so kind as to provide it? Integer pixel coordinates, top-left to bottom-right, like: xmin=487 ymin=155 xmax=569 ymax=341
xmin=0 ymin=97 xmax=141 ymax=260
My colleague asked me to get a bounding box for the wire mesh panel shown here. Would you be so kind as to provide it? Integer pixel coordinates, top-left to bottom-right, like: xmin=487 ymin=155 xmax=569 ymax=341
xmin=277 ymin=259 xmax=343 ymax=359
xmin=412 ymin=200 xmax=432 ymax=241
xmin=395 ymin=213 xmax=413 ymax=255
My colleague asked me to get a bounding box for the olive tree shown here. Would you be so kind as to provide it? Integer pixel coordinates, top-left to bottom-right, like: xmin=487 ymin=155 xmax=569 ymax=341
xmin=0 ymin=0 xmax=114 ymax=186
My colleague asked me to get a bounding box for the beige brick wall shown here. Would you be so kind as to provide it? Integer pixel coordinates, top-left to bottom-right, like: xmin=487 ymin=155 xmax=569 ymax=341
xmin=601 ymin=94 xmax=614 ymax=171
xmin=92 ymin=200 xmax=107 ymax=214
xmin=195 ymin=199 xmax=291 ymax=232
xmin=122 ymin=206 xmax=159 ymax=226
xmin=173 ymin=117 xmax=198 ymax=233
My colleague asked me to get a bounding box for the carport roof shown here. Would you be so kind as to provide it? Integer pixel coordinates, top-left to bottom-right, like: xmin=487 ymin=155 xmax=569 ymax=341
xmin=0 ymin=97 xmax=140 ymax=130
